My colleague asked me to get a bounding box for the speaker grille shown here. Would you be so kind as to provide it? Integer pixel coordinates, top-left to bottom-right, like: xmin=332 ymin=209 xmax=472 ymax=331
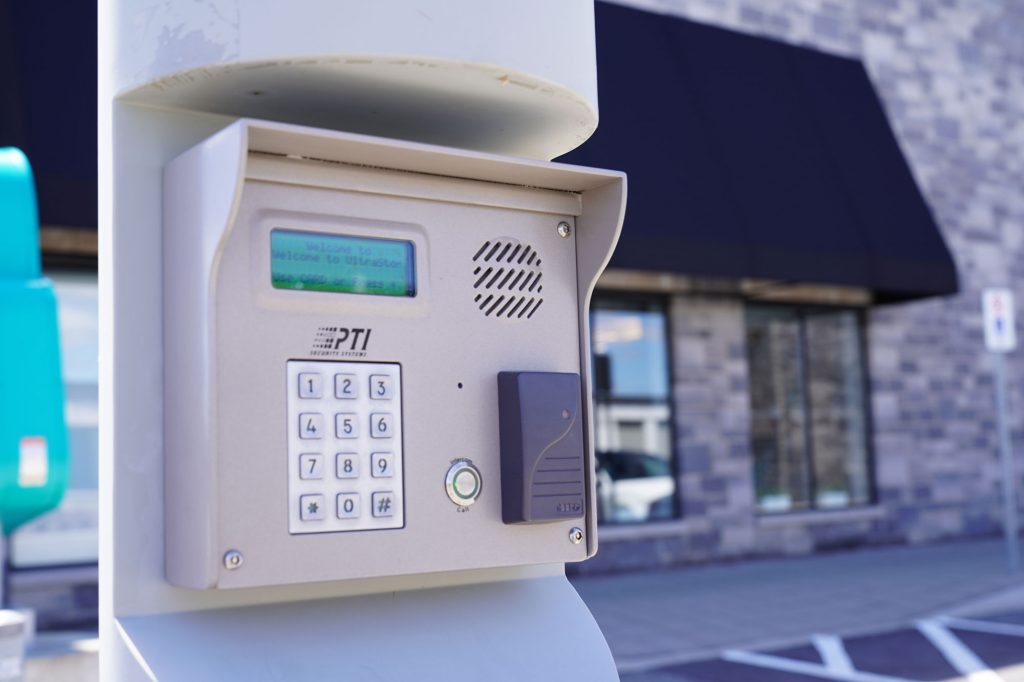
xmin=472 ymin=239 xmax=543 ymax=319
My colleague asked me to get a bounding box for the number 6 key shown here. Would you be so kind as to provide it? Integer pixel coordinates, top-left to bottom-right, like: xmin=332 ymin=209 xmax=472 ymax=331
xmin=369 ymin=413 xmax=393 ymax=438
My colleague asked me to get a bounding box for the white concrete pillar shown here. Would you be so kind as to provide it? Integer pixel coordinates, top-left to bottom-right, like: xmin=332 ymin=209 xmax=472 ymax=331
xmin=99 ymin=2 xmax=616 ymax=679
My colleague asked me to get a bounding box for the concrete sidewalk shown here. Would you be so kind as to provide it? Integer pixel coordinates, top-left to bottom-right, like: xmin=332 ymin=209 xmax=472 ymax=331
xmin=24 ymin=631 xmax=97 ymax=682
xmin=570 ymin=537 xmax=1024 ymax=674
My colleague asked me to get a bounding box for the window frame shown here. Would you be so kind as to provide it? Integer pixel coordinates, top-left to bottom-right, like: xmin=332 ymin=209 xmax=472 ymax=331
xmin=745 ymin=301 xmax=877 ymax=515
xmin=590 ymin=292 xmax=682 ymax=524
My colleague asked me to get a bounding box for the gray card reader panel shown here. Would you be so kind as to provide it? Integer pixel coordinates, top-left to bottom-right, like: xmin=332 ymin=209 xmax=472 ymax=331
xmin=499 ymin=372 xmax=586 ymax=524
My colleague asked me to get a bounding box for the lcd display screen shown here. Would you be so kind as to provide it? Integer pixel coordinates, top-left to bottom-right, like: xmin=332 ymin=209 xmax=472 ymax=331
xmin=271 ymin=229 xmax=416 ymax=297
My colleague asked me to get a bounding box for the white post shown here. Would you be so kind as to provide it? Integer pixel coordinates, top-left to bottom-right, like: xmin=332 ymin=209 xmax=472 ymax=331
xmin=982 ymin=288 xmax=1020 ymax=573
xmin=100 ymin=2 xmax=617 ymax=679
xmin=0 ymin=615 xmax=25 ymax=682
xmin=994 ymin=352 xmax=1020 ymax=573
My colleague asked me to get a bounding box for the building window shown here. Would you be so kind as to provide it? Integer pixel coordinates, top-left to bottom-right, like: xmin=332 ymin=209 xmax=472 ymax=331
xmin=591 ymin=297 xmax=677 ymax=524
xmin=745 ymin=304 xmax=873 ymax=513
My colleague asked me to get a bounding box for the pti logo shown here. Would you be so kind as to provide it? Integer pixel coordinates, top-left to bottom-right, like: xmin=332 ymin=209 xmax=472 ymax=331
xmin=310 ymin=326 xmax=372 ymax=357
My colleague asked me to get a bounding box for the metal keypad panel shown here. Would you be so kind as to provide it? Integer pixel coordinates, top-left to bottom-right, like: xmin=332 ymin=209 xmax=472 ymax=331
xmin=287 ymin=360 xmax=404 ymax=534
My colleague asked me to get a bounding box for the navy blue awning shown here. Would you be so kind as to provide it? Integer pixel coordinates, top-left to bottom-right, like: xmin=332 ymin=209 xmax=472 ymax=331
xmin=0 ymin=1 xmax=97 ymax=230
xmin=560 ymin=3 xmax=958 ymax=303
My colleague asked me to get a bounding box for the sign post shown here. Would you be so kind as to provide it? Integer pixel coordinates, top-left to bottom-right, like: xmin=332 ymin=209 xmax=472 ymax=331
xmin=982 ymin=288 xmax=1019 ymax=572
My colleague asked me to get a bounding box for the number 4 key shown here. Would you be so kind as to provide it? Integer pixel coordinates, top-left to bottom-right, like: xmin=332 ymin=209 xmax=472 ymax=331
xmin=299 ymin=413 xmax=324 ymax=439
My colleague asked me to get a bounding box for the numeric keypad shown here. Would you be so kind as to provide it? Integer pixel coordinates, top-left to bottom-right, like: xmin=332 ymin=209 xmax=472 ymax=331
xmin=287 ymin=360 xmax=404 ymax=535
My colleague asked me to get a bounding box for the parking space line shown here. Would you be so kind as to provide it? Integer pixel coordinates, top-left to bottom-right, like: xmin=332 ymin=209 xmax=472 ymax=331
xmin=916 ymin=619 xmax=1003 ymax=682
xmin=722 ymin=649 xmax=915 ymax=682
xmin=939 ymin=616 xmax=1024 ymax=638
xmin=813 ymin=634 xmax=856 ymax=675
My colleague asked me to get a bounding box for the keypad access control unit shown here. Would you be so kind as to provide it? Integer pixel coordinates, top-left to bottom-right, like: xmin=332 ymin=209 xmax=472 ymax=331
xmin=163 ymin=119 xmax=625 ymax=589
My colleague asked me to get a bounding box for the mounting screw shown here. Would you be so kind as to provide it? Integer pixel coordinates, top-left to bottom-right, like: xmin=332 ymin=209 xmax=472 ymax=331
xmin=223 ymin=550 xmax=244 ymax=570
xmin=557 ymin=221 xmax=572 ymax=238
xmin=569 ymin=527 xmax=584 ymax=544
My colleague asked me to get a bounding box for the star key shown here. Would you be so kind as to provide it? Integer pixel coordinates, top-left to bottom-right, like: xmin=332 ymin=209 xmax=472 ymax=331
xmin=300 ymin=494 xmax=325 ymax=521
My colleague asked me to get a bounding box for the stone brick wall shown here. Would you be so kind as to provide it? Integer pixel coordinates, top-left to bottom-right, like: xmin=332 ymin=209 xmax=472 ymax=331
xmin=670 ymin=297 xmax=756 ymax=555
xmin=579 ymin=0 xmax=1024 ymax=573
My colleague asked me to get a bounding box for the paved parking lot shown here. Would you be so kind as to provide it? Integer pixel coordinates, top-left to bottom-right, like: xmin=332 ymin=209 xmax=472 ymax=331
xmin=623 ymin=612 xmax=1024 ymax=681
xmin=23 ymin=614 xmax=1024 ymax=682
xmin=21 ymin=537 xmax=1024 ymax=680
xmin=572 ymin=538 xmax=1022 ymax=672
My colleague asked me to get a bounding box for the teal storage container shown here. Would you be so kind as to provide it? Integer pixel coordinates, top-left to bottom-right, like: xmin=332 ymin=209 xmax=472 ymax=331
xmin=0 ymin=148 xmax=68 ymax=534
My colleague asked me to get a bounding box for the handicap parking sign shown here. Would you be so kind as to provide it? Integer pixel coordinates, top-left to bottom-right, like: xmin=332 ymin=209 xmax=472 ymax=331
xmin=983 ymin=288 xmax=1017 ymax=353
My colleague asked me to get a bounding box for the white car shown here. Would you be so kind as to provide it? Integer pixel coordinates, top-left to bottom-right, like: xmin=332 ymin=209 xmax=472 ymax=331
xmin=596 ymin=451 xmax=676 ymax=523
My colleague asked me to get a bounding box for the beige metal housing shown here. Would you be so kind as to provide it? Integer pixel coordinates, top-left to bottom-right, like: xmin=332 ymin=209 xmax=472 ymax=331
xmin=164 ymin=119 xmax=625 ymax=589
